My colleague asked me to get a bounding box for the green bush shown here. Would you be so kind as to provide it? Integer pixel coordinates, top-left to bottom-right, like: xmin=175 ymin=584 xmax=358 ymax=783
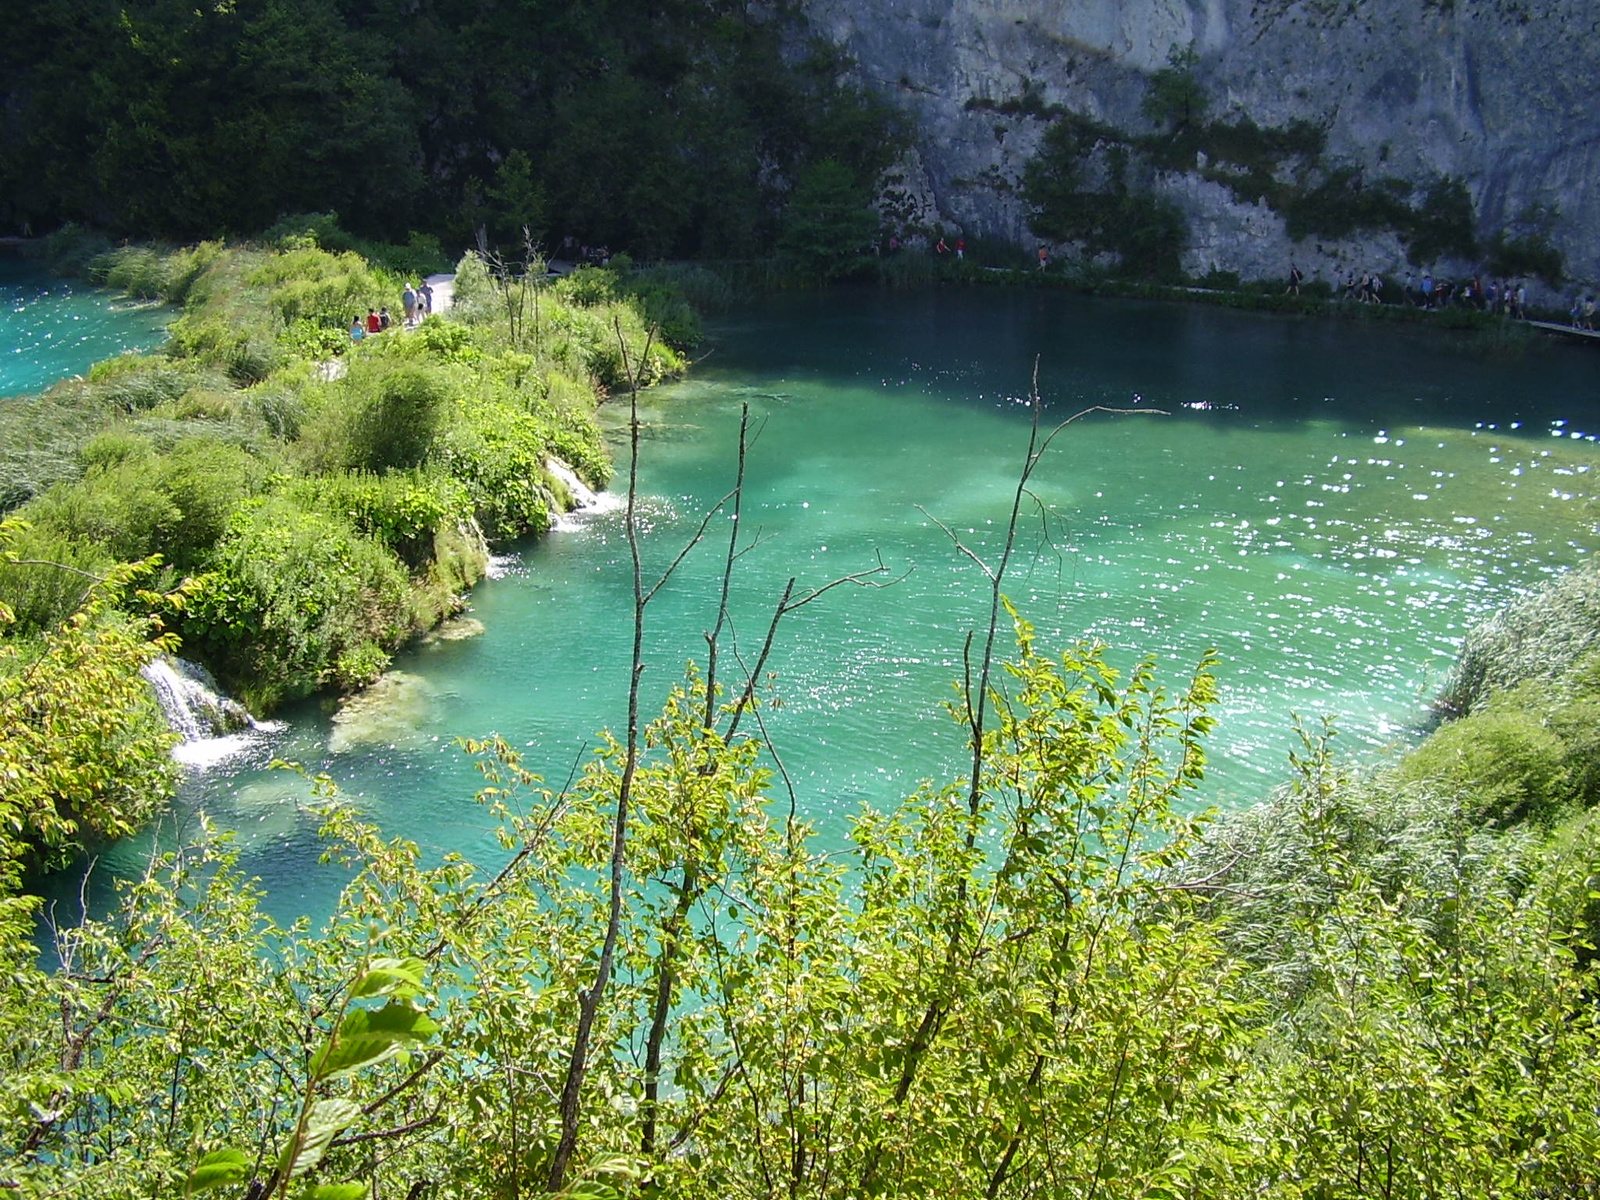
xmin=287 ymin=469 xmax=473 ymax=569
xmin=553 ymin=265 xmax=621 ymax=307
xmin=0 ymin=523 xmax=117 ymax=635
xmin=1485 ymin=230 xmax=1564 ymax=287
xmin=22 ymin=436 xmax=267 ymax=574
xmin=88 ymin=245 xmax=173 ymax=299
xmin=434 ymin=397 xmax=557 ymax=541
xmin=336 ymin=361 xmax=456 ymax=473
xmin=1440 ymin=560 xmax=1600 ymax=715
xmin=0 ymin=571 xmax=179 ymax=872
xmin=1397 ymin=707 xmax=1572 ymax=825
xmin=181 ymin=498 xmax=411 ymax=711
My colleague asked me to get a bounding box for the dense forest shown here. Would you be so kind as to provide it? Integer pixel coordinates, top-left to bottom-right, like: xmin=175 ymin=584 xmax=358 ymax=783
xmin=0 ymin=0 xmax=902 ymax=259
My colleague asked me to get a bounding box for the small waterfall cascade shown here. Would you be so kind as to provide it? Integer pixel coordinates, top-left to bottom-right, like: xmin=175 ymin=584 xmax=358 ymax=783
xmin=546 ymin=457 xmax=622 ymax=530
xmin=141 ymin=656 xmax=260 ymax=750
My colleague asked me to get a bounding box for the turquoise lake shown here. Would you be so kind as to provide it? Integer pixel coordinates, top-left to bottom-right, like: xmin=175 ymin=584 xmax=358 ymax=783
xmin=0 ymin=258 xmax=168 ymax=397
xmin=19 ymin=281 xmax=1600 ymax=925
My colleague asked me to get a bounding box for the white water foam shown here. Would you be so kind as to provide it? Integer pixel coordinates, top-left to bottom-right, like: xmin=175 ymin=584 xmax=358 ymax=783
xmin=546 ymin=457 xmax=624 ymax=530
xmin=141 ymin=656 xmax=279 ymax=769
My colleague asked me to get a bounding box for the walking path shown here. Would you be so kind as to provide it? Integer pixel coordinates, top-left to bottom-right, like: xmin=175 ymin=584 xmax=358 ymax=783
xmin=1527 ymin=320 xmax=1600 ymax=344
xmin=318 ymin=272 xmax=457 ymax=380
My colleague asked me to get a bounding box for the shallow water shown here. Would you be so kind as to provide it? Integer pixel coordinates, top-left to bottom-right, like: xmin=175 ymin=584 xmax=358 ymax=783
xmin=37 ymin=286 xmax=1600 ymax=925
xmin=0 ymin=258 xmax=168 ymax=397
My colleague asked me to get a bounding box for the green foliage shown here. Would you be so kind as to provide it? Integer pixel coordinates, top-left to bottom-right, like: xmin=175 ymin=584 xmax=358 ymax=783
xmin=1023 ymin=124 xmax=1187 ymax=280
xmin=1441 ymin=558 xmax=1600 ymax=715
xmin=0 ymin=530 xmax=179 ymax=875
xmin=1398 ymin=705 xmax=1572 ymax=824
xmin=1486 ymin=229 xmax=1565 ymax=286
xmin=776 ymin=159 xmax=882 ymax=280
xmin=1141 ymin=51 xmax=1207 ymax=131
xmin=1406 ymin=176 xmax=1479 ymax=264
xmin=20 ymin=437 xmax=269 ymax=576
xmin=0 ymin=521 xmax=115 ymax=635
xmin=320 ymin=361 xmax=456 ymax=474
xmin=181 ymin=498 xmax=411 ymax=711
xmin=286 ymin=470 xmax=473 ymax=570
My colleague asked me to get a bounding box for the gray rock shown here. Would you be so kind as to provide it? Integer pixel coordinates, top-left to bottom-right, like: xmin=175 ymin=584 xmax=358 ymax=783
xmin=804 ymin=0 xmax=1599 ymax=296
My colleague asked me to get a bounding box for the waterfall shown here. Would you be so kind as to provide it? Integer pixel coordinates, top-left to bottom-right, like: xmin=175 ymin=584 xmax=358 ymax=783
xmin=141 ymin=656 xmax=275 ymax=767
xmin=546 ymin=457 xmax=622 ymax=530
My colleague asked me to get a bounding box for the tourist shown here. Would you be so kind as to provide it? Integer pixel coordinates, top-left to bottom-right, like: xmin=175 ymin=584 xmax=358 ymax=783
xmin=1286 ymin=262 xmax=1303 ymax=296
xmin=402 ymin=282 xmax=417 ymax=325
xmin=379 ymin=306 xmax=393 ymax=331
xmin=1037 ymin=245 xmax=1049 ymax=271
xmin=1513 ymin=282 xmax=1527 ymax=319
xmin=955 ymin=237 xmax=965 ymax=260
xmin=365 ymin=308 xmax=381 ymax=334
xmin=1369 ymin=273 xmax=1383 ymax=304
xmin=421 ymin=281 xmax=434 ymax=314
xmin=1420 ymin=273 xmax=1435 ymax=308
xmin=350 ymin=316 xmax=365 ymax=342
xmin=935 ymin=236 xmax=949 ymax=256
xmin=1582 ymin=296 xmax=1596 ymax=331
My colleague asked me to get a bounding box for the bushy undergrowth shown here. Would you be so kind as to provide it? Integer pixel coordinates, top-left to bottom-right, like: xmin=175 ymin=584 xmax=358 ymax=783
xmin=181 ymin=497 xmax=412 ymax=709
xmin=1440 ymin=558 xmax=1600 ymax=715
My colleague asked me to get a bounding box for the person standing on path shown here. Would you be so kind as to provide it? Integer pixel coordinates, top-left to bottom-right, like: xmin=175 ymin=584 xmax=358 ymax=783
xmin=421 ymin=280 xmax=434 ymax=315
xmin=1037 ymin=245 xmax=1049 ymax=271
xmin=402 ymin=282 xmax=417 ymax=326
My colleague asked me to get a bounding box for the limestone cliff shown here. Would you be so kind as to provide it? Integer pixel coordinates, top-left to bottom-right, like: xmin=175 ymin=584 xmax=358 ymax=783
xmin=802 ymin=0 xmax=1600 ymax=296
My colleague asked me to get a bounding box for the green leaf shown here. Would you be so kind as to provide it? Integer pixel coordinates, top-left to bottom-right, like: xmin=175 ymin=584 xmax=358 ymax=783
xmin=187 ymin=1148 xmax=250 ymax=1192
xmin=311 ymin=1001 xmax=439 ymax=1080
xmin=281 ymin=1098 xmax=361 ymax=1180
xmin=349 ymin=956 xmax=427 ymax=1000
xmin=306 ymin=1183 xmax=369 ymax=1200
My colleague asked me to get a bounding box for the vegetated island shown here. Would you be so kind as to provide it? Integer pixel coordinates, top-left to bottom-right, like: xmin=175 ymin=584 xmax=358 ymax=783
xmin=2 ymin=227 xmax=1599 ymax=1197
xmin=0 ymin=224 xmax=711 ymax=869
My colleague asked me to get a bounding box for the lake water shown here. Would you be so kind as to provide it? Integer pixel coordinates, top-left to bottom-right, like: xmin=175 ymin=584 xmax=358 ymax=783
xmin=32 ymin=285 xmax=1600 ymax=925
xmin=0 ymin=257 xmax=169 ymax=397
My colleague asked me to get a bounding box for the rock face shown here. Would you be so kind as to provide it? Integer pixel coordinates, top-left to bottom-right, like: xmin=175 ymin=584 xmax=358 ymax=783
xmin=803 ymin=0 xmax=1600 ymax=294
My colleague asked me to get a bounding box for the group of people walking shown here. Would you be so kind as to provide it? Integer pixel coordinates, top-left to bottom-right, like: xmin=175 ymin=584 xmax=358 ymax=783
xmin=349 ymin=279 xmax=434 ymax=341
xmin=1288 ymin=262 xmax=1547 ymax=319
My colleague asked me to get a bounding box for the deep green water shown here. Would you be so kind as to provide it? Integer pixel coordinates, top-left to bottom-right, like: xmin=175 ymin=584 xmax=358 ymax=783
xmin=0 ymin=258 xmax=168 ymax=397
xmin=38 ymin=286 xmax=1600 ymax=925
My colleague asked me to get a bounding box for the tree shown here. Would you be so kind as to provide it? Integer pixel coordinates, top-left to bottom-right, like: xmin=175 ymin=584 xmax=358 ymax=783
xmin=776 ymin=160 xmax=880 ymax=279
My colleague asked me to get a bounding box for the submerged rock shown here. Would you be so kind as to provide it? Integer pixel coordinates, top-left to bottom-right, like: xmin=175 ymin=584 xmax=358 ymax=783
xmin=328 ymin=671 xmax=435 ymax=753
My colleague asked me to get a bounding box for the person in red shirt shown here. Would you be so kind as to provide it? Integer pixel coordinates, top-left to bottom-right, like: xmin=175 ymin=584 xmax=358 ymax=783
xmin=366 ymin=309 xmax=381 ymax=334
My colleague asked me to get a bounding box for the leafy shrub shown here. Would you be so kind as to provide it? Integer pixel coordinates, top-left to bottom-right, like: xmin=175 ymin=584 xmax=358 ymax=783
xmin=1405 ymin=177 xmax=1478 ymax=266
xmin=247 ymin=247 xmax=390 ymax=330
xmin=0 ymin=561 xmax=179 ymax=871
xmin=88 ymin=245 xmax=172 ymax=299
xmin=435 ymin=398 xmax=559 ymax=540
xmin=287 ymin=469 xmax=473 ymax=569
xmin=41 ymin=223 xmax=114 ymax=276
xmin=0 ymin=522 xmax=116 ymax=635
xmin=334 ymin=361 xmax=457 ymax=473
xmin=1396 ymin=707 xmax=1571 ymax=825
xmin=181 ymin=498 xmax=410 ymax=710
xmin=23 ymin=436 xmax=267 ymax=574
xmin=1485 ymin=230 xmax=1564 ymax=287
xmin=554 ymin=265 xmax=621 ymax=307
xmin=449 ymin=251 xmax=494 ymax=319
xmin=1440 ymin=560 xmax=1600 ymax=715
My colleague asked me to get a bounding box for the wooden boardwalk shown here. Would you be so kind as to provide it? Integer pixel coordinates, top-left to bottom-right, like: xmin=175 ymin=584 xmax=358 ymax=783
xmin=1527 ymin=320 xmax=1600 ymax=344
